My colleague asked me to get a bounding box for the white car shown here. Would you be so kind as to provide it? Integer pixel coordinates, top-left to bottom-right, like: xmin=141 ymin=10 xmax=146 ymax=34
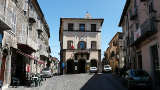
xmin=90 ymin=67 xmax=98 ymax=73
xmin=103 ymin=65 xmax=112 ymax=72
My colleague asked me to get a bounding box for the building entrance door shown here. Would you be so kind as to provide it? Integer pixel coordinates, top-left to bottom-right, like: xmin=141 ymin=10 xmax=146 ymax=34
xmin=15 ymin=54 xmax=26 ymax=85
xmin=0 ymin=56 xmax=6 ymax=84
xmin=78 ymin=59 xmax=86 ymax=73
xmin=66 ymin=60 xmax=74 ymax=74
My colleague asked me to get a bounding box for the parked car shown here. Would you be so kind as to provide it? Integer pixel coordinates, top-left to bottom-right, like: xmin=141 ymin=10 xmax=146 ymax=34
xmin=103 ymin=65 xmax=112 ymax=72
xmin=124 ymin=69 xmax=152 ymax=89
xmin=41 ymin=68 xmax=53 ymax=78
xmin=90 ymin=67 xmax=98 ymax=73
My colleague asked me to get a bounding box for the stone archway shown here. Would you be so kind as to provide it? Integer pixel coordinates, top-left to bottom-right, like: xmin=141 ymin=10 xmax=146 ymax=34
xmin=66 ymin=59 xmax=75 ymax=74
xmin=78 ymin=59 xmax=86 ymax=73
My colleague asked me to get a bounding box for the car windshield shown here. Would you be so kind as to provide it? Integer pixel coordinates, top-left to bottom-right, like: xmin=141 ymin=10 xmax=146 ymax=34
xmin=105 ymin=66 xmax=109 ymax=68
xmin=91 ymin=67 xmax=96 ymax=68
xmin=131 ymin=70 xmax=148 ymax=77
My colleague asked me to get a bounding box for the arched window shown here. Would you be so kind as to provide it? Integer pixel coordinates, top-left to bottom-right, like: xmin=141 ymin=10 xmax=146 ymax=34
xmin=78 ymin=41 xmax=86 ymax=49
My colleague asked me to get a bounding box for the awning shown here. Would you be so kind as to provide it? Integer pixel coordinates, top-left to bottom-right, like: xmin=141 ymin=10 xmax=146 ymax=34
xmin=17 ymin=43 xmax=36 ymax=54
xmin=16 ymin=49 xmax=45 ymax=65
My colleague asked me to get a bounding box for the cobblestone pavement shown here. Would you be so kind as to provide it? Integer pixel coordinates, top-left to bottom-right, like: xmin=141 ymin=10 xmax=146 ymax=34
xmin=4 ymin=73 xmax=93 ymax=90
xmin=4 ymin=73 xmax=127 ymax=90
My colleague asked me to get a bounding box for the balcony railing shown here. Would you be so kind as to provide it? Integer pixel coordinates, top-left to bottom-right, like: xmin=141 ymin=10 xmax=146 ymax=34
xmin=132 ymin=19 xmax=157 ymax=45
xmin=63 ymin=30 xmax=101 ymax=32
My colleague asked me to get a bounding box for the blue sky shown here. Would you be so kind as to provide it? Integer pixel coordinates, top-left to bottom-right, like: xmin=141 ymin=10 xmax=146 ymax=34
xmin=38 ymin=0 xmax=126 ymax=60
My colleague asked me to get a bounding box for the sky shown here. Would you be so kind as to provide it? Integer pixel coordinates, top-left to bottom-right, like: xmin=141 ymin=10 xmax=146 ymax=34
xmin=38 ymin=0 xmax=126 ymax=60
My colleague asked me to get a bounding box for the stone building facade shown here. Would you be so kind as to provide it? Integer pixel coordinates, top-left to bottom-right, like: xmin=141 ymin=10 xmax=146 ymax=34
xmin=59 ymin=15 xmax=103 ymax=74
xmin=119 ymin=0 xmax=160 ymax=88
xmin=0 ymin=0 xmax=50 ymax=88
xmin=105 ymin=32 xmax=124 ymax=72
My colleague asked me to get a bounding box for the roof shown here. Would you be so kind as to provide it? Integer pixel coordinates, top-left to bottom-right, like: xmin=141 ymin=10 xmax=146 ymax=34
xmin=33 ymin=0 xmax=50 ymax=38
xmin=118 ymin=0 xmax=130 ymax=27
xmin=108 ymin=32 xmax=123 ymax=45
xmin=60 ymin=18 xmax=104 ymax=26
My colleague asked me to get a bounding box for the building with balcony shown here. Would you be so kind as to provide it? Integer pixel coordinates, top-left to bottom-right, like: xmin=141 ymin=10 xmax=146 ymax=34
xmin=105 ymin=32 xmax=124 ymax=72
xmin=0 ymin=0 xmax=50 ymax=88
xmin=119 ymin=0 xmax=160 ymax=88
xmin=59 ymin=14 xmax=103 ymax=74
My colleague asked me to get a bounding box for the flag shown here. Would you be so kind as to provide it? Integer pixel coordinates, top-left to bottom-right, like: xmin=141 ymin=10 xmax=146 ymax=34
xmin=71 ymin=45 xmax=74 ymax=49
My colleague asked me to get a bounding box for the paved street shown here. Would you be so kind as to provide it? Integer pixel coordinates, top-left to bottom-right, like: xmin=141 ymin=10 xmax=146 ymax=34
xmin=5 ymin=73 xmax=127 ymax=90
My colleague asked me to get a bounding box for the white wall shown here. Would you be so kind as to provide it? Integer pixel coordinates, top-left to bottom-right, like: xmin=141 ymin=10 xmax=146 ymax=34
xmin=62 ymin=20 xmax=102 ymax=50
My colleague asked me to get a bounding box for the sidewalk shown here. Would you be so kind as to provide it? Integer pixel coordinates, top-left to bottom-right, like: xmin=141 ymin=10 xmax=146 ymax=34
xmin=3 ymin=78 xmax=49 ymax=90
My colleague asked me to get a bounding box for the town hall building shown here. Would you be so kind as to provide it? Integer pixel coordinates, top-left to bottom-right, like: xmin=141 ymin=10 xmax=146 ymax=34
xmin=59 ymin=14 xmax=104 ymax=74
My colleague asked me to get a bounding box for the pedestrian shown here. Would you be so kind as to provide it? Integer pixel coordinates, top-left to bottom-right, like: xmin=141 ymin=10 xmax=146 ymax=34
xmin=0 ymin=80 xmax=2 ymax=90
xmin=115 ymin=67 xmax=118 ymax=74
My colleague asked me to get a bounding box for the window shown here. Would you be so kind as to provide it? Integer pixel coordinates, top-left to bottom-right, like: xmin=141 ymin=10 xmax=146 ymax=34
xmin=11 ymin=8 xmax=17 ymax=33
xmin=149 ymin=2 xmax=156 ymax=14
xmin=67 ymin=41 xmax=73 ymax=49
xmin=78 ymin=41 xmax=86 ymax=49
xmin=91 ymin=41 xmax=97 ymax=49
xmin=111 ymin=51 xmax=115 ymax=57
xmin=91 ymin=24 xmax=96 ymax=32
xmin=29 ymin=23 xmax=32 ymax=31
xmin=68 ymin=23 xmax=74 ymax=31
xmin=79 ymin=24 xmax=85 ymax=31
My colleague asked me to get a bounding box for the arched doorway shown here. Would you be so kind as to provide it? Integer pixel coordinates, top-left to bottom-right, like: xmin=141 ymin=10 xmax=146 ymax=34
xmin=78 ymin=59 xmax=86 ymax=73
xmin=66 ymin=59 xmax=74 ymax=74
xmin=90 ymin=59 xmax=97 ymax=67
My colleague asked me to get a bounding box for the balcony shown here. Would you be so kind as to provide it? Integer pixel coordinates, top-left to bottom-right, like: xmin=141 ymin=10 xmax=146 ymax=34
xmin=0 ymin=3 xmax=11 ymax=31
xmin=132 ymin=19 xmax=157 ymax=46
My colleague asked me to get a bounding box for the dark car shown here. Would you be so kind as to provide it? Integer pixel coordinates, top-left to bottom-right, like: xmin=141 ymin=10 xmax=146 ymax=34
xmin=124 ymin=69 xmax=152 ymax=89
